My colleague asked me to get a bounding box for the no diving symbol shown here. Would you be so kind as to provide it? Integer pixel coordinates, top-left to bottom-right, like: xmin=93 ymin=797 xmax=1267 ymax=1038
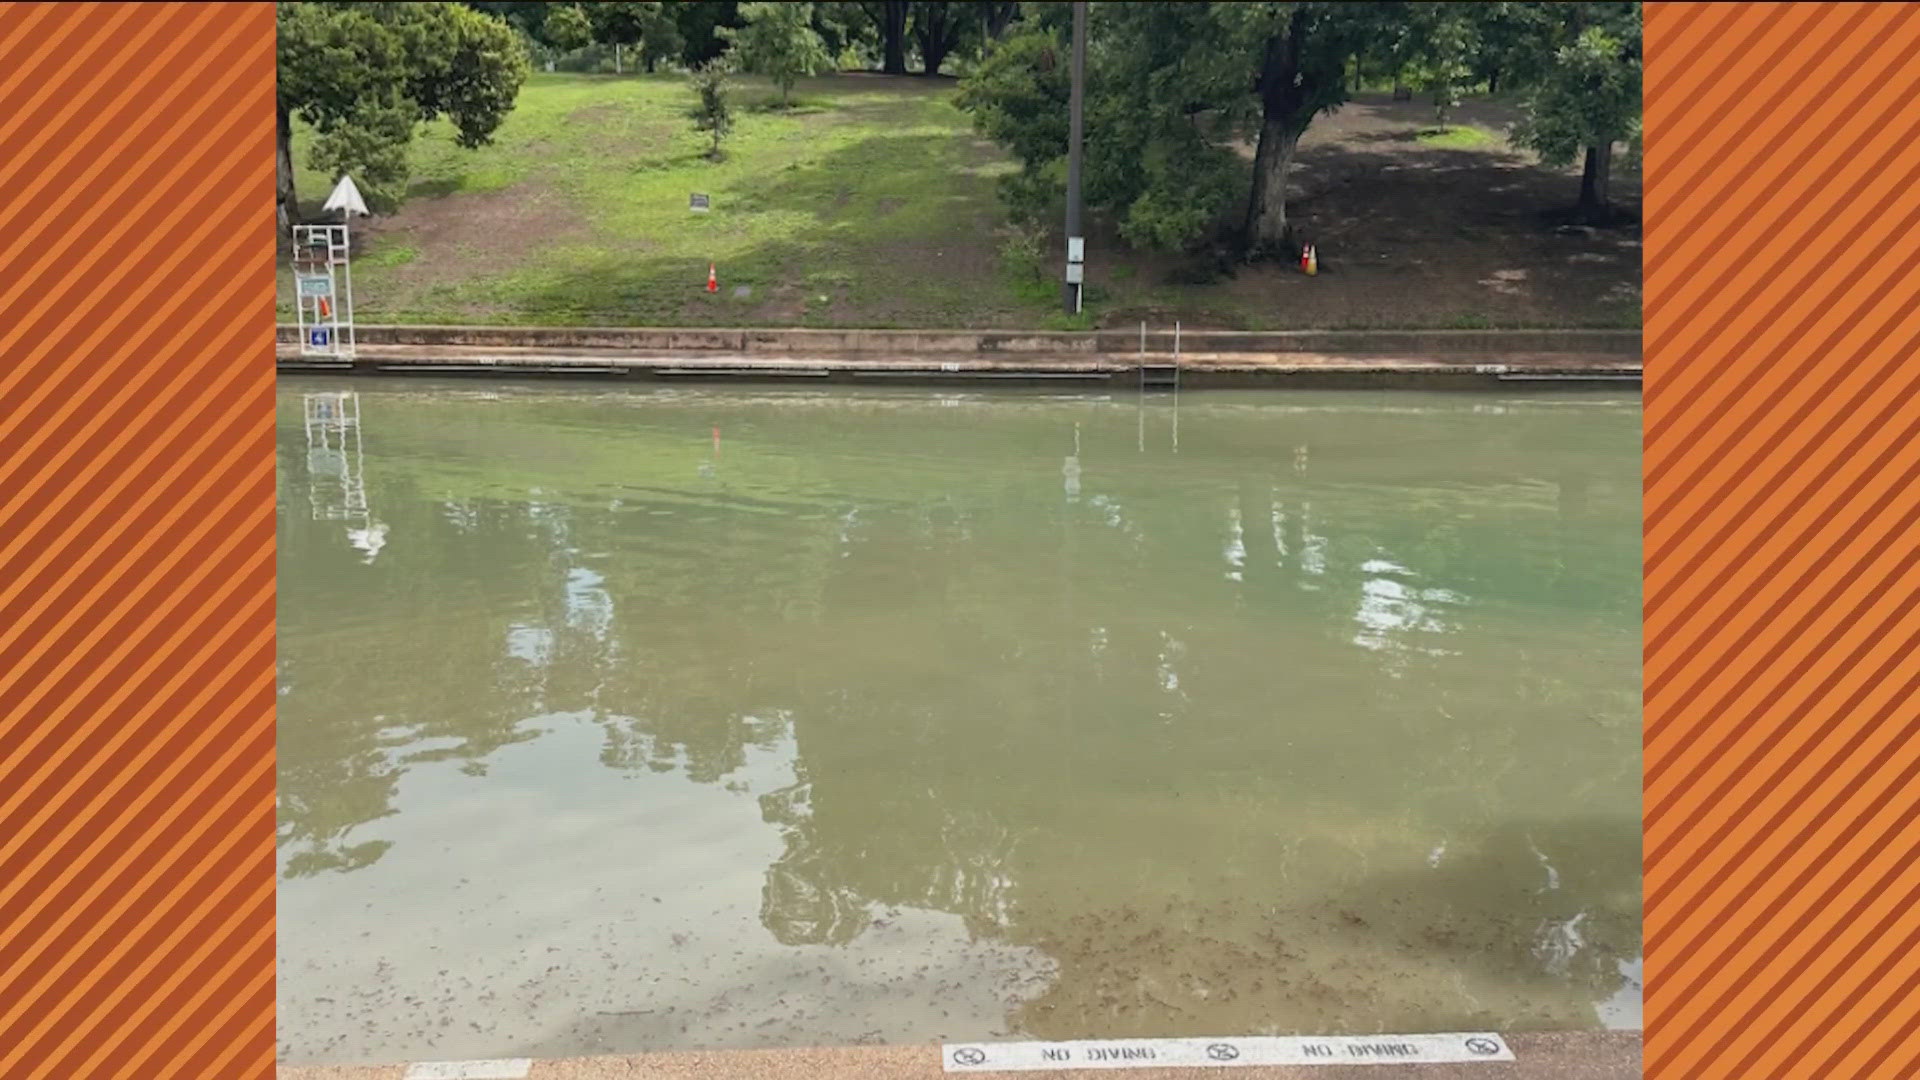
xmin=1206 ymin=1043 xmax=1239 ymax=1061
xmin=952 ymin=1047 xmax=987 ymax=1066
xmin=1465 ymin=1037 xmax=1502 ymax=1056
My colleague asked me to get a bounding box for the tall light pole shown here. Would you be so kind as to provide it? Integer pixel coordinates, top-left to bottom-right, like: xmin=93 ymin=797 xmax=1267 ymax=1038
xmin=1063 ymin=0 xmax=1087 ymax=315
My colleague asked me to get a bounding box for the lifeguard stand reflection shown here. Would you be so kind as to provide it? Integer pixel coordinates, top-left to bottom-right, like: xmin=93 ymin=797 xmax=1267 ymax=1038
xmin=303 ymin=391 xmax=387 ymax=562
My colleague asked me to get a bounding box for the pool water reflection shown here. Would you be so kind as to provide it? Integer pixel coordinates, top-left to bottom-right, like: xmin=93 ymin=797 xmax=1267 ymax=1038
xmin=276 ymin=382 xmax=1642 ymax=1065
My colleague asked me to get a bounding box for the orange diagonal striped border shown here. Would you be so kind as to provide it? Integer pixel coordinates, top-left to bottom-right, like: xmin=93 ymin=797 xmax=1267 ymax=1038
xmin=0 ymin=3 xmax=277 ymax=1079
xmin=1645 ymin=3 xmax=1920 ymax=1079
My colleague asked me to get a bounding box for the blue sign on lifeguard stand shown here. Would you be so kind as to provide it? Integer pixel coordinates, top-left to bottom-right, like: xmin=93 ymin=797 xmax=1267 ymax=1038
xmin=309 ymin=327 xmax=331 ymax=347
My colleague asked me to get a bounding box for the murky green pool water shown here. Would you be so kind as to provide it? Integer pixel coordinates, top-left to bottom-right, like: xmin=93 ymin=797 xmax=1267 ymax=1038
xmin=276 ymin=380 xmax=1641 ymax=1065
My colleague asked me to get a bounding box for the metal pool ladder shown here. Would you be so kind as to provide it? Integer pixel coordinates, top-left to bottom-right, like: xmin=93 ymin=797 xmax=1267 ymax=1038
xmin=1139 ymin=320 xmax=1180 ymax=391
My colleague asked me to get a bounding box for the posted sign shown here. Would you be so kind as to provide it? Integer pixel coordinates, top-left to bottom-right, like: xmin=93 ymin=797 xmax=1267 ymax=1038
xmin=690 ymin=193 xmax=710 ymax=213
xmin=298 ymin=274 xmax=334 ymax=298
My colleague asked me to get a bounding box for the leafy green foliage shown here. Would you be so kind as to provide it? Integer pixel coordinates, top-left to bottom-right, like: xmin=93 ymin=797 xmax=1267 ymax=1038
xmin=960 ymin=1 xmax=1642 ymax=256
xmin=579 ymin=2 xmax=683 ymax=71
xmin=638 ymin=3 xmax=688 ymax=71
xmin=810 ymin=1 xmax=876 ymax=62
xmin=1511 ymin=16 xmax=1641 ymax=168
xmin=277 ymin=2 xmax=530 ymax=223
xmin=461 ymin=2 xmax=560 ymax=41
xmin=1502 ymin=1 xmax=1639 ymax=218
xmin=542 ymin=4 xmax=594 ymax=51
xmin=688 ymin=59 xmax=736 ymax=157
xmin=959 ymin=2 xmax=1389 ymax=255
xmin=1401 ymin=3 xmax=1477 ymax=125
xmin=675 ymin=0 xmax=748 ymax=68
xmin=908 ymin=1 xmax=982 ymax=75
xmin=405 ymin=3 xmax=536 ymax=146
xmin=307 ymin=101 xmax=415 ymax=210
xmin=723 ymin=2 xmax=832 ymax=106
xmin=953 ymin=27 xmax=1065 ymax=177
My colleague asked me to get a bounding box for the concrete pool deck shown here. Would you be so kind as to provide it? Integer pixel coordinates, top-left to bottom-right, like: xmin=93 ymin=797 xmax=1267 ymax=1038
xmin=278 ymin=1031 xmax=1640 ymax=1080
xmin=273 ymin=326 xmax=1640 ymax=389
xmin=274 ymin=344 xmax=1640 ymax=389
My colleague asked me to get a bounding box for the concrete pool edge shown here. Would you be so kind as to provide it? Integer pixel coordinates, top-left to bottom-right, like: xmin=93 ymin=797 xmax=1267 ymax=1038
xmin=274 ymin=325 xmax=1641 ymax=358
xmin=277 ymin=1031 xmax=1641 ymax=1079
xmin=275 ymin=323 xmax=1640 ymax=389
xmin=274 ymin=344 xmax=1640 ymax=390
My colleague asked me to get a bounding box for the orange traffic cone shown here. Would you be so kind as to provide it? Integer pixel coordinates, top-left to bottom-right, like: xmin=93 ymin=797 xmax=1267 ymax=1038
xmin=1302 ymin=243 xmax=1318 ymax=276
xmin=706 ymin=263 xmax=719 ymax=293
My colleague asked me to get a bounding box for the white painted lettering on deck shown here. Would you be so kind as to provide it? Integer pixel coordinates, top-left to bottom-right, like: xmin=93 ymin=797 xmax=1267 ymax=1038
xmin=942 ymin=1032 xmax=1515 ymax=1072
xmin=402 ymin=1060 xmax=533 ymax=1080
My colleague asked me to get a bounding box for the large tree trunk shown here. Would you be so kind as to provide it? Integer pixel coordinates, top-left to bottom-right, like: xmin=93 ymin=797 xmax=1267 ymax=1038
xmin=277 ymin=101 xmax=297 ymax=237
xmin=881 ymin=1 xmax=908 ymax=74
xmin=982 ymin=0 xmax=1015 ymax=40
xmin=923 ymin=39 xmax=951 ymax=75
xmin=1579 ymin=141 xmax=1613 ymax=223
xmin=917 ymin=4 xmax=952 ymax=75
xmin=1244 ymin=117 xmax=1301 ymax=253
xmin=1244 ymin=15 xmax=1312 ymax=257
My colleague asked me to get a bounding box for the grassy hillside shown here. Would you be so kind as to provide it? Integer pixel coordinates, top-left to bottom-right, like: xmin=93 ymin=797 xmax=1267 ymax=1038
xmin=280 ymin=72 xmax=1641 ymax=331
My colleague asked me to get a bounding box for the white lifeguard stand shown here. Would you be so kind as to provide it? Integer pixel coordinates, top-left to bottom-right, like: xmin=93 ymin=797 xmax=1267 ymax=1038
xmin=293 ymin=224 xmax=353 ymax=359
xmin=304 ymin=390 xmax=386 ymax=561
xmin=291 ymin=175 xmax=368 ymax=360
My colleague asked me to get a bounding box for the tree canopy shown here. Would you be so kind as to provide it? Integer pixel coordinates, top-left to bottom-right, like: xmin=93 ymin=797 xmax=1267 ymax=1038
xmin=541 ymin=4 xmax=594 ymax=51
xmin=959 ymin=2 xmax=1395 ymax=256
xmin=958 ymin=1 xmax=1641 ymax=261
xmin=277 ymin=1 xmax=530 ymax=231
xmin=1509 ymin=2 xmax=1641 ymax=222
xmin=723 ymin=2 xmax=833 ymax=106
xmin=688 ymin=58 xmax=735 ymax=159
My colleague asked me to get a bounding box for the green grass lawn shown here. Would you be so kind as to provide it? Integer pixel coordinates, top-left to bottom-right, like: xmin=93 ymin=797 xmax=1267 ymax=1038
xmin=280 ymin=73 xmax=1641 ymax=331
xmin=1415 ymin=125 xmax=1497 ymax=149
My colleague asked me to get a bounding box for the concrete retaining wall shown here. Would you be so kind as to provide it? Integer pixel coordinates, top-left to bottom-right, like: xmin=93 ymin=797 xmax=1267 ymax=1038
xmin=275 ymin=324 xmax=1640 ymax=357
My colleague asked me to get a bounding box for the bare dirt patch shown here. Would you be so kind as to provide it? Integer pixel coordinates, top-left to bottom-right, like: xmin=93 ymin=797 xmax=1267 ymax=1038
xmin=1100 ymin=94 xmax=1641 ymax=331
xmin=355 ymin=178 xmax=591 ymax=309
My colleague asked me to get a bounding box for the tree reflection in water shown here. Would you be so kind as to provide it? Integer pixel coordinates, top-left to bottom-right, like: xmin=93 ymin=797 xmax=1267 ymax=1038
xmin=277 ymin=384 xmax=1643 ymax=1043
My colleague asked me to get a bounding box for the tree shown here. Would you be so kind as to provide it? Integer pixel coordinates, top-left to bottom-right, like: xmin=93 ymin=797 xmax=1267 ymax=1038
xmin=542 ymin=4 xmax=594 ymax=51
xmin=1510 ymin=3 xmax=1641 ymax=223
xmin=277 ymin=2 xmax=531 ymax=234
xmin=810 ymin=1 xmax=876 ymax=65
xmin=859 ymin=0 xmax=911 ymax=74
xmin=1398 ymin=2 xmax=1478 ymax=126
xmin=1465 ymin=1 xmax=1554 ymax=95
xmin=962 ymin=2 xmax=1642 ymax=256
xmin=910 ymin=2 xmax=980 ymax=76
xmin=675 ymin=1 xmax=746 ymax=68
xmin=1232 ymin=3 xmax=1390 ymax=254
xmin=962 ymin=2 xmax=1406 ymax=258
xmin=723 ymin=2 xmax=832 ymax=106
xmin=580 ymin=1 xmax=679 ymax=73
xmin=978 ymin=0 xmax=1019 ymax=41
xmin=461 ymin=2 xmax=556 ymax=40
xmin=634 ymin=2 xmax=688 ymax=72
xmin=689 ymin=59 xmax=735 ymax=157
